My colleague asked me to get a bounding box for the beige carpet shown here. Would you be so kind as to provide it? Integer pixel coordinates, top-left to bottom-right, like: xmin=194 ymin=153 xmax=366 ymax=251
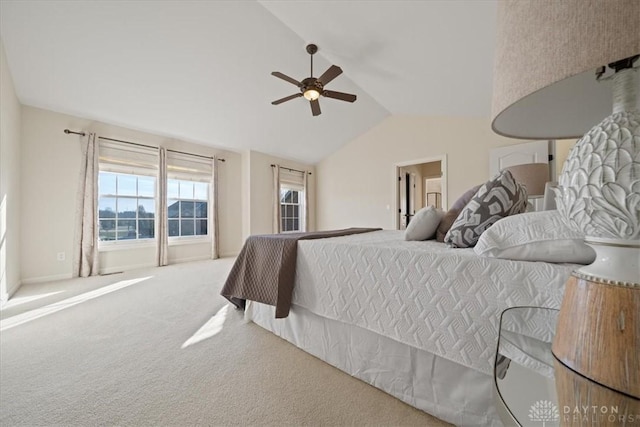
xmin=0 ymin=258 xmax=451 ymax=426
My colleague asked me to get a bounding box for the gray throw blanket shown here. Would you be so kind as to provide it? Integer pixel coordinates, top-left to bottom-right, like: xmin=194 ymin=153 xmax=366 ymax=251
xmin=221 ymin=228 xmax=381 ymax=318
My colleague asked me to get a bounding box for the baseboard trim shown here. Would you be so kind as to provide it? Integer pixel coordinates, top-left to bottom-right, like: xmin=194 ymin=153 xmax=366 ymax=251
xmin=21 ymin=273 xmax=73 ymax=285
xmin=99 ymin=263 xmax=156 ymax=276
xmin=170 ymin=255 xmax=212 ymax=264
xmin=220 ymin=252 xmax=239 ymax=258
xmin=20 ymin=255 xmax=236 ymax=286
xmin=1 ymin=280 xmax=22 ymax=307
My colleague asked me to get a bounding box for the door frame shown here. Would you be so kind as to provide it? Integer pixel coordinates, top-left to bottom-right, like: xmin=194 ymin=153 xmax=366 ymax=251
xmin=394 ymin=155 xmax=448 ymax=230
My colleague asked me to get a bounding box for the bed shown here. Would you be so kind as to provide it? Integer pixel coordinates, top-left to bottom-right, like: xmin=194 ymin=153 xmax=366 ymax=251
xmin=238 ymin=227 xmax=584 ymax=426
xmin=223 ymin=170 xmax=595 ymax=426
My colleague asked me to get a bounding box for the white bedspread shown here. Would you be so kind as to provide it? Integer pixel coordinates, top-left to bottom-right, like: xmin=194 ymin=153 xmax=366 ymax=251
xmin=293 ymin=230 xmax=576 ymax=376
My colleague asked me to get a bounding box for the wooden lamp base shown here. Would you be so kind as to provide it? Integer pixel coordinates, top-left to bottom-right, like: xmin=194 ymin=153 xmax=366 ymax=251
xmin=554 ymin=358 xmax=640 ymax=424
xmin=552 ymin=273 xmax=639 ymax=399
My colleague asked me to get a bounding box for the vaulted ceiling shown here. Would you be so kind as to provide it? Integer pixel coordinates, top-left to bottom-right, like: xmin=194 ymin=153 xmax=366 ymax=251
xmin=0 ymin=1 xmax=497 ymax=164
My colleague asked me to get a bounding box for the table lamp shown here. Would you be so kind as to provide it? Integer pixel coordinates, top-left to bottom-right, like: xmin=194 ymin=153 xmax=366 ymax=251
xmin=492 ymin=0 xmax=639 ymax=398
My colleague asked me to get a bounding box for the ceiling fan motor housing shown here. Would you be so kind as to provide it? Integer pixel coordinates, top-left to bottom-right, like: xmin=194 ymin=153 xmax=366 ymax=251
xmin=300 ymin=77 xmax=323 ymax=93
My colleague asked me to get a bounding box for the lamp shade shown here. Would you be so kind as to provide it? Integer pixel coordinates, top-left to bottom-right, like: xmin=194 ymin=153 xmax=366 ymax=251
xmin=491 ymin=0 xmax=640 ymax=139
xmin=503 ymin=163 xmax=548 ymax=198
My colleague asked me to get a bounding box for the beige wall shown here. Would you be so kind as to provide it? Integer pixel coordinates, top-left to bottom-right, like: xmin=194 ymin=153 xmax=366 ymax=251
xmin=10 ymin=103 xmax=572 ymax=284
xmin=242 ymin=150 xmax=315 ymax=238
xmin=316 ymin=115 xmax=525 ymax=230
xmin=0 ymin=39 xmax=22 ymax=301
xmin=20 ymin=106 xmax=243 ymax=282
xmin=555 ymin=138 xmax=577 ymax=177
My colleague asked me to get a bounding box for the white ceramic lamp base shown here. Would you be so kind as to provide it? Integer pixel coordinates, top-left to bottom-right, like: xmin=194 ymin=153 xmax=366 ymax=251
xmin=554 ymin=66 xmax=640 ymax=397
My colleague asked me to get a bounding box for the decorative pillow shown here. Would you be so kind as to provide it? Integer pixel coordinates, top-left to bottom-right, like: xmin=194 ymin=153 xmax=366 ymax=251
xmin=474 ymin=210 xmax=596 ymax=264
xmin=405 ymin=206 xmax=444 ymax=241
xmin=436 ymin=184 xmax=481 ymax=242
xmin=445 ymin=170 xmax=528 ymax=248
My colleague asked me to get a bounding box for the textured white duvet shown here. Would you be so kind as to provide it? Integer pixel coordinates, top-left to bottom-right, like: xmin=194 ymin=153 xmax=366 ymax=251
xmin=292 ymin=230 xmax=577 ymax=375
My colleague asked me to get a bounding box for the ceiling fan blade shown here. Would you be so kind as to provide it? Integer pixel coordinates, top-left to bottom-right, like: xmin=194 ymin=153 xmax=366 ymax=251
xmin=310 ymin=99 xmax=321 ymax=116
xmin=271 ymin=71 xmax=302 ymax=87
xmin=272 ymin=93 xmax=303 ymax=105
xmin=323 ymin=90 xmax=357 ymax=103
xmin=317 ymin=65 xmax=342 ymax=86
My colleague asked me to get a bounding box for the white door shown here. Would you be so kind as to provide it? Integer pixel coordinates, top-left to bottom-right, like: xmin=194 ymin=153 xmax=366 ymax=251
xmin=489 ymin=140 xmax=553 ymax=211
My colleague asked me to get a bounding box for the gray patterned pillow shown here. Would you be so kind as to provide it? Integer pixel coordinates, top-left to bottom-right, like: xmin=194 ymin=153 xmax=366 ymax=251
xmin=444 ymin=170 xmax=528 ymax=248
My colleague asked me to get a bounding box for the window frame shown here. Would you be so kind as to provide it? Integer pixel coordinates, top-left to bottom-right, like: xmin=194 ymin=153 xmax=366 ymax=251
xmin=279 ymin=185 xmax=305 ymax=233
xmin=167 ymin=178 xmax=211 ymax=244
xmin=97 ymin=171 xmax=157 ymax=250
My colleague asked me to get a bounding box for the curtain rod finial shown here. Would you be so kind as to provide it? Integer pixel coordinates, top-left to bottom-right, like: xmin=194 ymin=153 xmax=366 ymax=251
xmin=64 ymin=129 xmax=86 ymax=136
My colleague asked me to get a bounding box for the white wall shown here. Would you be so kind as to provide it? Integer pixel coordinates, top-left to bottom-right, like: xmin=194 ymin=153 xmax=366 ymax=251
xmin=242 ymin=150 xmax=315 ymax=238
xmin=0 ymin=38 xmax=22 ymax=301
xmin=316 ymin=115 xmax=525 ymax=230
xmin=20 ymin=106 xmax=243 ymax=282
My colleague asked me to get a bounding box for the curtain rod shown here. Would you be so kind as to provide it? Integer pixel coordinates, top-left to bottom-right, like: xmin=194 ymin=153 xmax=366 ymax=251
xmin=167 ymin=148 xmax=225 ymax=162
xmin=64 ymin=129 xmax=225 ymax=162
xmin=271 ymin=164 xmax=312 ymax=175
xmin=99 ymin=135 xmax=158 ymax=150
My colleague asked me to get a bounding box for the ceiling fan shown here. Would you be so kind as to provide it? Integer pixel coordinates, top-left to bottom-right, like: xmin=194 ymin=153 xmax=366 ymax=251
xmin=271 ymin=44 xmax=357 ymax=117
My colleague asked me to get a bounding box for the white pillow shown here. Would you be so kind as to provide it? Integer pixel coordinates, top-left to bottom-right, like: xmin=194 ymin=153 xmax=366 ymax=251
xmin=405 ymin=206 xmax=444 ymax=241
xmin=474 ymin=210 xmax=596 ymax=264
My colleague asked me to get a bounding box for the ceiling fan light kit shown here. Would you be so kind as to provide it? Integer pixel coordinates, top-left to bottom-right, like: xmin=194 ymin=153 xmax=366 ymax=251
xmin=271 ymin=44 xmax=357 ymax=116
xmin=303 ymin=88 xmax=320 ymax=101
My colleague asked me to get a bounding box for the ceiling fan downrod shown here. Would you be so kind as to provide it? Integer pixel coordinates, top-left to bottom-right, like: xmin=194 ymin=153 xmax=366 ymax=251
xmin=306 ymin=44 xmax=318 ymax=78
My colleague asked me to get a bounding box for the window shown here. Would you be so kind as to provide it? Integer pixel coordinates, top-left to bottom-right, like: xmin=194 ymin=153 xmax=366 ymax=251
xmin=280 ymin=187 xmax=304 ymax=232
xmin=98 ymin=172 xmax=155 ymax=241
xmin=168 ymin=179 xmax=209 ymax=237
xmin=97 ymin=141 xmax=214 ymax=249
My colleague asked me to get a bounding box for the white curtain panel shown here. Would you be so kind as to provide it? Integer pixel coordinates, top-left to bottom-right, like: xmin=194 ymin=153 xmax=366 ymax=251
xmin=272 ymin=165 xmax=281 ymax=234
xmin=74 ymin=133 xmax=99 ymax=277
xmin=157 ymin=148 xmax=169 ymax=266
xmin=303 ymin=171 xmax=309 ymax=232
xmin=211 ymin=156 xmax=219 ymax=259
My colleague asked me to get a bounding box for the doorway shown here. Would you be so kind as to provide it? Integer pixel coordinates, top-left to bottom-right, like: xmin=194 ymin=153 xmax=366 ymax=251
xmin=395 ymin=155 xmax=447 ymax=230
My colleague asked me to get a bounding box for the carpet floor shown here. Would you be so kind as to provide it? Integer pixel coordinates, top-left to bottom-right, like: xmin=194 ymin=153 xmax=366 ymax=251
xmin=0 ymin=258 xmax=450 ymax=426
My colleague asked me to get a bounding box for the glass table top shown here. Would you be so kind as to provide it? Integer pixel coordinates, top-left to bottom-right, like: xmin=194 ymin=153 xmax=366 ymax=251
xmin=494 ymin=307 xmax=640 ymax=427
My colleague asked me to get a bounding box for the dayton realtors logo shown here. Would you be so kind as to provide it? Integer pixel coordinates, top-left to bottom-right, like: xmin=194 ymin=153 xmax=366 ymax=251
xmin=529 ymin=401 xmax=640 ymax=425
xmin=562 ymin=405 xmax=639 ymax=424
xmin=529 ymin=400 xmax=560 ymax=426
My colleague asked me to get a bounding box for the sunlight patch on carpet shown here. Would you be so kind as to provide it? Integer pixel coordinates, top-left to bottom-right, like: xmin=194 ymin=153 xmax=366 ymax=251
xmin=0 ymin=277 xmax=152 ymax=331
xmin=182 ymin=304 xmax=229 ymax=349
xmin=1 ymin=291 xmax=65 ymax=309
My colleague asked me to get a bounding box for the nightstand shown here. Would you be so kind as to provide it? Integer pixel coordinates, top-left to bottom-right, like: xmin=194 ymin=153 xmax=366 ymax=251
xmin=494 ymin=306 xmax=640 ymax=427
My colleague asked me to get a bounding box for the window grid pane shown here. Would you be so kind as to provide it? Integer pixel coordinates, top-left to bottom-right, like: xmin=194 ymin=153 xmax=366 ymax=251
xmin=195 ymin=220 xmax=207 ymax=235
xmin=168 ymin=219 xmax=180 ymax=237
